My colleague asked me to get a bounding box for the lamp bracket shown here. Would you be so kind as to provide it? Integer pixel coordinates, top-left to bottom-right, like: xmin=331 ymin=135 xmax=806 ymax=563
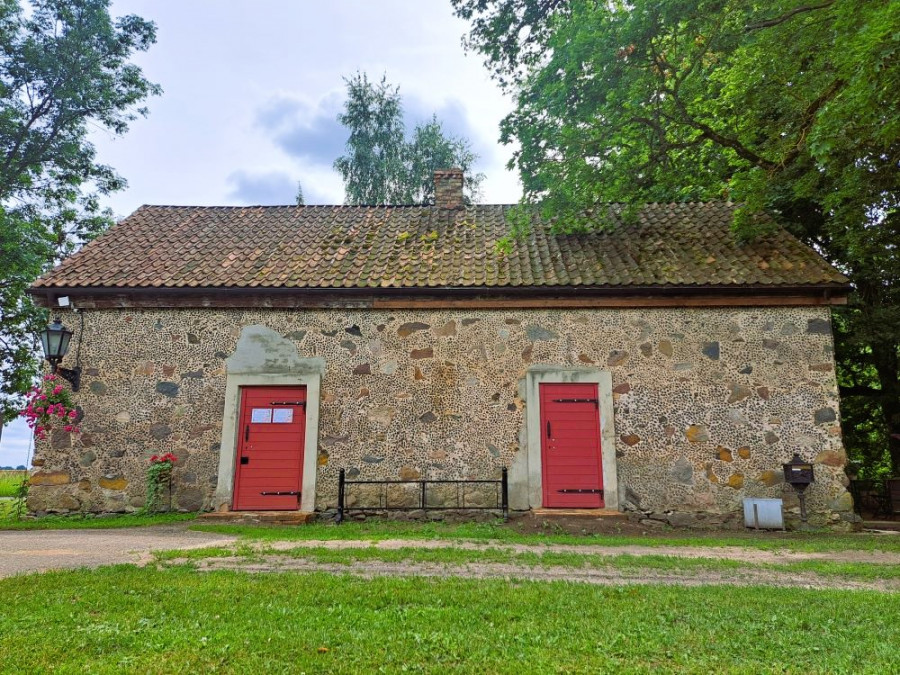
xmin=56 ymin=366 xmax=81 ymax=392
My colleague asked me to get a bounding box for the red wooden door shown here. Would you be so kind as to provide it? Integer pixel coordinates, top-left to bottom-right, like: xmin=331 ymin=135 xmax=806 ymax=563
xmin=233 ymin=386 xmax=306 ymax=511
xmin=540 ymin=383 xmax=604 ymax=508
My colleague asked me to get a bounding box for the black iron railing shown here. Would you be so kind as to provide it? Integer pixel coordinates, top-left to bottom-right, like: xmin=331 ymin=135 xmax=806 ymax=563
xmin=337 ymin=467 xmax=508 ymax=523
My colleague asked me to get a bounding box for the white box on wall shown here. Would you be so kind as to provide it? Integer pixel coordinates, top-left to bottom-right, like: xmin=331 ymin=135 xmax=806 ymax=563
xmin=743 ymin=498 xmax=785 ymax=529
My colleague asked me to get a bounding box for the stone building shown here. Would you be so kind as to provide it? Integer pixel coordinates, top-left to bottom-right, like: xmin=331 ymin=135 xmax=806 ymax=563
xmin=27 ymin=170 xmax=855 ymax=527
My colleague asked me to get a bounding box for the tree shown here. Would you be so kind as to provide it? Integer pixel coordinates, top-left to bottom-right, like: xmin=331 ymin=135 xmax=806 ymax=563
xmin=295 ymin=182 xmax=305 ymax=206
xmin=334 ymin=73 xmax=407 ymax=205
xmin=334 ymin=72 xmax=484 ymax=205
xmin=453 ymin=0 xmax=900 ymax=474
xmin=407 ymin=115 xmax=482 ymax=205
xmin=0 ymin=0 xmax=160 ymax=424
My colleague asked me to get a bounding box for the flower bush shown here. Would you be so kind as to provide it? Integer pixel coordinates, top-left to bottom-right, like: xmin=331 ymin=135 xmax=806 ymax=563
xmin=145 ymin=452 xmax=177 ymax=512
xmin=20 ymin=374 xmax=81 ymax=441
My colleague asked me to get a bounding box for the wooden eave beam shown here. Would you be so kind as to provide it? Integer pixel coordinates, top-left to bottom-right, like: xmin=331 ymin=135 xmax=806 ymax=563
xmin=29 ymin=284 xmax=850 ymax=310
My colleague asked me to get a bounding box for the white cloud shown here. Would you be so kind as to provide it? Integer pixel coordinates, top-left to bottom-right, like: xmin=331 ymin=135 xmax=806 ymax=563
xmin=90 ymin=0 xmax=521 ymax=217
xmin=0 ymin=417 xmax=33 ymax=468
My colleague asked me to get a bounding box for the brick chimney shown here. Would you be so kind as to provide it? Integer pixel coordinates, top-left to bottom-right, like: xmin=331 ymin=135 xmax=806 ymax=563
xmin=434 ymin=168 xmax=464 ymax=209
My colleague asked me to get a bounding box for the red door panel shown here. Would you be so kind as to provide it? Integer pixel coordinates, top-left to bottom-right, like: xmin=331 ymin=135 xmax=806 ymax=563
xmin=540 ymin=383 xmax=604 ymax=508
xmin=233 ymin=386 xmax=306 ymax=511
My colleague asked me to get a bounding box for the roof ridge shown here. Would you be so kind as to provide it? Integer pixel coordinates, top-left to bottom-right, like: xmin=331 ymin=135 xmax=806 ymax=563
xmin=132 ymin=201 xmax=730 ymax=211
xmin=134 ymin=203 xmax=520 ymax=209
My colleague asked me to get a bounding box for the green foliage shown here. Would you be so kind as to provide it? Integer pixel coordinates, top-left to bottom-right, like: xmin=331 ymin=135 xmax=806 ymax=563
xmin=0 ymin=470 xmax=25 ymax=497
xmin=334 ymin=72 xmax=484 ymax=205
xmin=455 ymin=0 xmax=900 ymax=472
xmin=10 ymin=473 xmax=27 ymax=520
xmin=143 ymin=453 xmax=176 ymax=513
xmin=20 ymin=373 xmax=81 ymax=440
xmin=0 ymin=471 xmax=29 ymax=520
xmin=294 ymin=181 xmax=304 ymax=206
xmin=334 ymin=73 xmax=406 ymax=204
xmin=407 ymin=114 xmax=484 ymax=204
xmin=0 ymin=0 xmax=160 ymax=423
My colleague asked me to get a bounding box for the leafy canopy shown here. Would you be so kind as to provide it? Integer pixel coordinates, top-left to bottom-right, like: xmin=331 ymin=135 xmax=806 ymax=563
xmin=454 ymin=0 xmax=900 ymax=473
xmin=334 ymin=72 xmax=484 ymax=205
xmin=0 ymin=0 xmax=159 ymax=423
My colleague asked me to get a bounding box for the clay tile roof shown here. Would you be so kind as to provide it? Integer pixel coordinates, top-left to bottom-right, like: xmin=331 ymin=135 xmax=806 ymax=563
xmin=31 ymin=202 xmax=848 ymax=291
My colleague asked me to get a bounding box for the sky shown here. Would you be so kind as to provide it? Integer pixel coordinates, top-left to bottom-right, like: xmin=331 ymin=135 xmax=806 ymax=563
xmin=0 ymin=0 xmax=521 ymax=467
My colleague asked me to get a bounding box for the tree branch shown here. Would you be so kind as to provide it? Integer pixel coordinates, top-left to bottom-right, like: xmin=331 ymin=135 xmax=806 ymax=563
xmin=745 ymin=2 xmax=835 ymax=31
xmin=778 ymin=77 xmax=846 ymax=167
xmin=664 ymin=97 xmax=778 ymax=170
xmin=642 ymin=24 xmax=779 ymax=172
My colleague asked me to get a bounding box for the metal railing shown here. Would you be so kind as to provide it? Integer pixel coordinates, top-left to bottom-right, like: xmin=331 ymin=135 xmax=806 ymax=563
xmin=337 ymin=467 xmax=508 ymax=523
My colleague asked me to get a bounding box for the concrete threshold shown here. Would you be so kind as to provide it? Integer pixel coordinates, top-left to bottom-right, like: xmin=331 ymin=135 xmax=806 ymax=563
xmin=530 ymin=508 xmax=626 ymax=518
xmin=862 ymin=520 xmax=900 ymax=533
xmin=198 ymin=511 xmax=316 ymax=525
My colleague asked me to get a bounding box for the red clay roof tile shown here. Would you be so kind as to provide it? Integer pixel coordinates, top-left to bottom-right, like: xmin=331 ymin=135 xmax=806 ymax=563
xmin=31 ymin=203 xmax=848 ymax=291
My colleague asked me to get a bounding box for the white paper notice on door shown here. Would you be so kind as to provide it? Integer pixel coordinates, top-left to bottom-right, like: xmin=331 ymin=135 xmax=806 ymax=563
xmin=272 ymin=408 xmax=293 ymax=424
xmin=251 ymin=408 xmax=272 ymax=423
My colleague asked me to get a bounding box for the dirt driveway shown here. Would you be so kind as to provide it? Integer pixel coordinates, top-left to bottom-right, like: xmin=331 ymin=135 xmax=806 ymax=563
xmin=261 ymin=537 xmax=900 ymax=565
xmin=177 ymin=537 xmax=899 ymax=592
xmin=0 ymin=525 xmax=235 ymax=578
xmin=2 ymin=527 xmax=898 ymax=591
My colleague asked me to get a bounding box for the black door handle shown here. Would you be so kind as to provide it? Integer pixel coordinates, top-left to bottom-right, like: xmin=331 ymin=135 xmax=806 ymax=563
xmin=546 ymin=420 xmax=551 ymax=438
xmin=245 ymin=424 xmax=249 ymax=442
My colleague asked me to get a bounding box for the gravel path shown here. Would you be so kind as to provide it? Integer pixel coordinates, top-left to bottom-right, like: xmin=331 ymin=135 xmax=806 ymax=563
xmin=0 ymin=525 xmax=235 ymax=578
xmin=262 ymin=538 xmax=900 ymax=565
xmin=193 ymin=555 xmax=900 ymax=592
xmin=2 ymin=527 xmax=898 ymax=591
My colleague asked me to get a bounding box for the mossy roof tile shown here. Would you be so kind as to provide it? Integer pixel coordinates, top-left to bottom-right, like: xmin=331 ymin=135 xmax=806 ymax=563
xmin=32 ymin=202 xmax=848 ymax=291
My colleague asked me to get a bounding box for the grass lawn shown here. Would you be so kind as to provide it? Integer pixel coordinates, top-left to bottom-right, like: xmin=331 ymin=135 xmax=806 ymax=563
xmin=0 ymin=508 xmax=196 ymax=530
xmin=0 ymin=499 xmax=23 ymax=521
xmin=0 ymin=566 xmax=897 ymax=673
xmin=191 ymin=518 xmax=900 ymax=554
xmin=0 ymin=471 xmax=26 ymax=498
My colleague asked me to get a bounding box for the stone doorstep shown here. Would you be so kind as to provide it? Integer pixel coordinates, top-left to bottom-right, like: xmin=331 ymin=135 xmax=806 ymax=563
xmin=530 ymin=508 xmax=627 ymax=519
xmin=197 ymin=511 xmax=316 ymax=525
xmin=862 ymin=520 xmax=900 ymax=533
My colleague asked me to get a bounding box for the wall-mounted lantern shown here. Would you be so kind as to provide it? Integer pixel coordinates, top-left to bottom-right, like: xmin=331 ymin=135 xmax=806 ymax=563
xmin=782 ymin=453 xmax=814 ymax=523
xmin=38 ymin=317 xmax=81 ymax=391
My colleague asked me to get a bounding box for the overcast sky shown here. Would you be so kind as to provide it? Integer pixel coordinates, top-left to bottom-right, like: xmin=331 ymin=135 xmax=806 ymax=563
xmin=0 ymin=0 xmax=521 ymax=467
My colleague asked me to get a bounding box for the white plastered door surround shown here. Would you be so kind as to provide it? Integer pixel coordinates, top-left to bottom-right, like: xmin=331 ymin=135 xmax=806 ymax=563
xmin=214 ymin=326 xmax=324 ymax=512
xmin=509 ymin=365 xmax=619 ymax=511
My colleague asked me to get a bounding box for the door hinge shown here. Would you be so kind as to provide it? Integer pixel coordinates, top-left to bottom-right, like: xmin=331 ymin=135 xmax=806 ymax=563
xmin=552 ymin=398 xmax=599 ymax=408
xmin=557 ymin=489 xmax=604 ymax=495
xmin=270 ymin=401 xmax=306 ymax=407
xmin=260 ymin=491 xmax=301 ymax=496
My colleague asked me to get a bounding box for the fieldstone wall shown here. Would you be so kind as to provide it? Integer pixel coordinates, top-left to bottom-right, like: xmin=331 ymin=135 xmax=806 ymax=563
xmin=27 ymin=305 xmax=854 ymax=528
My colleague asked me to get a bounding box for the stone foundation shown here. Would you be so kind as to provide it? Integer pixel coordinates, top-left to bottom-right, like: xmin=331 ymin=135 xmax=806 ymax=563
xmin=27 ymin=305 xmax=853 ymax=528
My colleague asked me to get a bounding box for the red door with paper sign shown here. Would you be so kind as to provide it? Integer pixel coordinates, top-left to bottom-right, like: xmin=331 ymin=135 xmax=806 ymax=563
xmin=232 ymin=386 xmax=306 ymax=510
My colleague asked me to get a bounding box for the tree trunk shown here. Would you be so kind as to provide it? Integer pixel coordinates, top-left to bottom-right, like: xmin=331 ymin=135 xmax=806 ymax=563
xmin=871 ymin=340 xmax=900 ymax=475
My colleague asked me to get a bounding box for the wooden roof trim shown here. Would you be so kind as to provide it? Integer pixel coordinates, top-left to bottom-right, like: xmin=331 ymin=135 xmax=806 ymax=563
xmin=30 ymin=284 xmax=849 ymax=310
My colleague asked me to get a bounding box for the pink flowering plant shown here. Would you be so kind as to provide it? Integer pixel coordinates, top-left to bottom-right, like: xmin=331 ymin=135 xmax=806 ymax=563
xmin=20 ymin=374 xmax=81 ymax=440
xmin=145 ymin=452 xmax=177 ymax=512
